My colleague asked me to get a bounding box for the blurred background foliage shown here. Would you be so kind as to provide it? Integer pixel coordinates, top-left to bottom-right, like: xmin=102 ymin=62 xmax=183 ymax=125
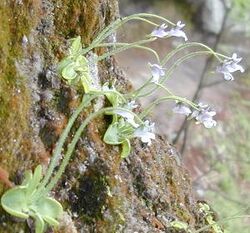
xmin=118 ymin=0 xmax=250 ymax=232
xmin=232 ymin=0 xmax=250 ymax=33
xmin=194 ymin=78 xmax=250 ymax=233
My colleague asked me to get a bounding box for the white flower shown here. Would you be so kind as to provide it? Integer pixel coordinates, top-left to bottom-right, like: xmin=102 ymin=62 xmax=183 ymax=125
xmin=151 ymin=23 xmax=168 ymax=38
xmin=165 ymin=21 xmax=188 ymax=41
xmin=191 ymin=102 xmax=208 ymax=118
xmin=149 ymin=63 xmax=165 ymax=83
xmin=196 ymin=110 xmax=216 ymax=128
xmin=217 ymin=53 xmax=244 ymax=81
xmin=191 ymin=103 xmax=217 ymax=128
xmin=114 ymin=109 xmax=139 ymax=128
xmin=134 ymin=120 xmax=155 ymax=145
xmin=127 ymin=101 xmax=138 ymax=110
xmin=173 ymin=103 xmax=192 ymax=116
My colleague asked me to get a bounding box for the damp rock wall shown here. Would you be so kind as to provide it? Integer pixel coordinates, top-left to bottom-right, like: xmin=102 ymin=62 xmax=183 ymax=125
xmin=0 ymin=1 xmax=215 ymax=232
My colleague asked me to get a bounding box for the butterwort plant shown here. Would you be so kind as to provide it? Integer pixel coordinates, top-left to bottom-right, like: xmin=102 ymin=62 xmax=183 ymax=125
xmin=1 ymin=12 xmax=244 ymax=232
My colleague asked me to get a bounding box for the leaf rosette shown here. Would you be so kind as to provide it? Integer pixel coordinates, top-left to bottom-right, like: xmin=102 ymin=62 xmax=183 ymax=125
xmin=1 ymin=165 xmax=63 ymax=233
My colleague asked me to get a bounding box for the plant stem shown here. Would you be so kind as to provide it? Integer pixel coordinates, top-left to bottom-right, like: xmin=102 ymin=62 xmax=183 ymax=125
xmin=140 ymin=95 xmax=197 ymax=119
xmin=81 ymin=13 xmax=175 ymax=55
xmin=135 ymin=50 xmax=217 ymax=99
xmin=41 ymin=106 xmax=143 ymax=194
xmin=95 ymin=42 xmax=160 ymax=63
xmin=161 ymin=42 xmax=228 ymax=66
xmin=96 ymin=38 xmax=157 ymax=61
xmin=36 ymin=94 xmax=95 ymax=193
xmin=173 ymin=5 xmax=231 ymax=147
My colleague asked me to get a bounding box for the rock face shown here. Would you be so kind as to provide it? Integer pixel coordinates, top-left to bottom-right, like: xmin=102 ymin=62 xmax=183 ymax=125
xmin=201 ymin=0 xmax=225 ymax=34
xmin=187 ymin=0 xmax=226 ymax=34
xmin=0 ymin=0 xmax=214 ymax=232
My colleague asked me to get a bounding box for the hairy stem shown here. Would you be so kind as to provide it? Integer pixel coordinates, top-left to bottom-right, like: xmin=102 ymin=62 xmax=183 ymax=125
xmin=96 ymin=42 xmax=160 ymax=62
xmin=82 ymin=13 xmax=175 ymax=55
xmin=36 ymin=94 xmax=95 ymax=194
xmin=97 ymin=38 xmax=157 ymax=61
xmin=135 ymin=50 xmax=219 ymax=98
xmin=140 ymin=95 xmax=197 ymax=119
xmin=41 ymin=106 xmax=143 ymax=194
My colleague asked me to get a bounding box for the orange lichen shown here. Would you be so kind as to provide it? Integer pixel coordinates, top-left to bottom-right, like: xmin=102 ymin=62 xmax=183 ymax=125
xmin=0 ymin=166 xmax=13 ymax=188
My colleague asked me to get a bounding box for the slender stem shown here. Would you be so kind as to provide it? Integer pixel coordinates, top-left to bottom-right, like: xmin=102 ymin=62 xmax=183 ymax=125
xmin=136 ymin=51 xmax=216 ymax=98
xmin=42 ymin=106 xmax=143 ymax=194
xmin=140 ymin=95 xmax=197 ymax=119
xmin=162 ymin=51 xmax=222 ymax=83
xmin=152 ymin=82 xmax=174 ymax=95
xmin=134 ymin=13 xmax=175 ymax=25
xmin=131 ymin=78 xmax=153 ymax=99
xmin=82 ymin=16 xmax=159 ymax=55
xmin=173 ymin=6 xmax=231 ymax=146
xmin=89 ymin=89 xmax=127 ymax=103
xmin=36 ymin=94 xmax=95 ymax=193
xmin=161 ymin=42 xmax=228 ymax=66
xmin=133 ymin=81 xmax=174 ymax=99
xmin=95 ymin=42 xmax=160 ymax=63
xmin=96 ymin=38 xmax=157 ymax=61
xmin=82 ymin=13 xmax=176 ymax=55
xmin=131 ymin=45 xmax=228 ymax=99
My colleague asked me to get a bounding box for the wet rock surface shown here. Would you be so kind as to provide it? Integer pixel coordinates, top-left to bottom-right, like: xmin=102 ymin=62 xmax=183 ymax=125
xmin=0 ymin=0 xmax=216 ymax=232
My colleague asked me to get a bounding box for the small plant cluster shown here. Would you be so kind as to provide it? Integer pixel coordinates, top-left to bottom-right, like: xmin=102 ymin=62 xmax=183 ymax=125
xmin=0 ymin=13 xmax=244 ymax=232
xmin=197 ymin=203 xmax=224 ymax=233
xmin=169 ymin=203 xmax=225 ymax=232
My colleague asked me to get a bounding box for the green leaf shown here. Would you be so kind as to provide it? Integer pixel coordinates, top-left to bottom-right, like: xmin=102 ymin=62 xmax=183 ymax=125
xmin=75 ymin=55 xmax=89 ymax=72
xmin=102 ymin=83 xmax=124 ymax=107
xmin=57 ymin=57 xmax=72 ymax=75
xmin=57 ymin=36 xmax=92 ymax=92
xmin=170 ymin=220 xmax=188 ymax=230
xmin=62 ymin=62 xmax=78 ymax=80
xmin=76 ymin=56 xmax=92 ymax=93
xmin=80 ymin=75 xmax=92 ymax=93
xmin=121 ymin=139 xmax=131 ymax=158
xmin=103 ymin=122 xmax=124 ymax=145
xmin=21 ymin=170 xmax=33 ymax=187
xmin=1 ymin=187 xmax=29 ymax=219
xmin=34 ymin=214 xmax=45 ymax=233
xmin=27 ymin=165 xmax=43 ymax=196
xmin=33 ymin=196 xmax=63 ymax=226
xmin=69 ymin=36 xmax=82 ymax=55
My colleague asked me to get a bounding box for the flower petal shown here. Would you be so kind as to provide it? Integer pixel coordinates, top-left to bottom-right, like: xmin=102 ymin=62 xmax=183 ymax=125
xmin=173 ymin=103 xmax=192 ymax=116
xmin=134 ymin=121 xmax=155 ymax=145
xmin=151 ymin=23 xmax=168 ymax=38
xmin=149 ymin=63 xmax=165 ymax=83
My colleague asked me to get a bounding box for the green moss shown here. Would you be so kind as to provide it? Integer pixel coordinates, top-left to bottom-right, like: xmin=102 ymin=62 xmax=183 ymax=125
xmin=0 ymin=0 xmax=40 ymax=185
xmin=53 ymin=0 xmax=115 ymax=46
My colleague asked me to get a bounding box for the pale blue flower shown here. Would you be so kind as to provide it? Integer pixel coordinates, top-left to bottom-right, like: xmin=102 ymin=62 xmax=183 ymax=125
xmin=114 ymin=109 xmax=139 ymax=128
xmin=191 ymin=103 xmax=216 ymax=128
xmin=127 ymin=101 xmax=138 ymax=110
xmin=173 ymin=103 xmax=192 ymax=116
xmin=151 ymin=23 xmax=168 ymax=38
xmin=134 ymin=120 xmax=155 ymax=145
xmin=217 ymin=53 xmax=244 ymax=81
xmin=165 ymin=21 xmax=188 ymax=41
xmin=149 ymin=63 xmax=166 ymax=83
